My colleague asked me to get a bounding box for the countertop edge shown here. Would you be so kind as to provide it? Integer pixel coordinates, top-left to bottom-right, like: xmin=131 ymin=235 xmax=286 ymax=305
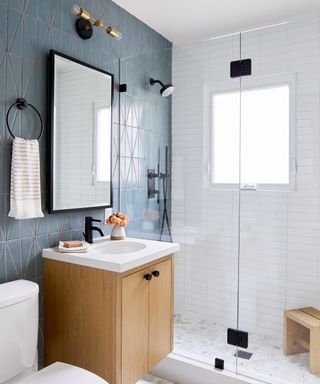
xmin=42 ymin=243 xmax=179 ymax=273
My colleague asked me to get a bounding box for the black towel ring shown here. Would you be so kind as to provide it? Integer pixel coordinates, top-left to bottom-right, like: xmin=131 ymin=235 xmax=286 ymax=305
xmin=6 ymin=98 xmax=43 ymax=140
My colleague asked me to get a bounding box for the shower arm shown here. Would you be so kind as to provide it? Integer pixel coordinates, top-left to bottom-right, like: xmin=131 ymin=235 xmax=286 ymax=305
xmin=150 ymin=79 xmax=164 ymax=87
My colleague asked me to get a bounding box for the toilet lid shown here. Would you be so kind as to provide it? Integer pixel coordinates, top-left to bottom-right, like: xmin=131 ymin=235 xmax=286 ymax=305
xmin=17 ymin=363 xmax=108 ymax=384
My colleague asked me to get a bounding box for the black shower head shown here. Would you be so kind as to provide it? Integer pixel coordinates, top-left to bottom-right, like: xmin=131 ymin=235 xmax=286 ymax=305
xmin=150 ymin=78 xmax=175 ymax=97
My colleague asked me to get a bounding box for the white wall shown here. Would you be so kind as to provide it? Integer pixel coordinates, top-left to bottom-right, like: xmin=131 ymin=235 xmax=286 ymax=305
xmin=172 ymin=13 xmax=320 ymax=339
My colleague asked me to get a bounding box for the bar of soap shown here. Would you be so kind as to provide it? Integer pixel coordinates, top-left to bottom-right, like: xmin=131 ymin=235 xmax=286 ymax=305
xmin=63 ymin=240 xmax=83 ymax=248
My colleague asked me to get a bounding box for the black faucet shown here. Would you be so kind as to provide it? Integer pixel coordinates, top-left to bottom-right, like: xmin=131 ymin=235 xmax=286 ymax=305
xmin=83 ymin=216 xmax=104 ymax=244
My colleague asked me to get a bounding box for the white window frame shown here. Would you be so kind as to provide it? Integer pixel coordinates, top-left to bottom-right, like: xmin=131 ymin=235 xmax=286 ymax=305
xmin=92 ymin=102 xmax=111 ymax=186
xmin=203 ymin=73 xmax=297 ymax=191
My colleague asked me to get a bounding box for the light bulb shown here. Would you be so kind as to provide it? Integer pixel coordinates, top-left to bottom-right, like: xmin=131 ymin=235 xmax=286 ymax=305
xmin=106 ymin=26 xmax=122 ymax=40
xmin=71 ymin=4 xmax=81 ymax=15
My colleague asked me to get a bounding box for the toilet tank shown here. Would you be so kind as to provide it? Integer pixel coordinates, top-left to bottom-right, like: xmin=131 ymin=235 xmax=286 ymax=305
xmin=0 ymin=280 xmax=39 ymax=383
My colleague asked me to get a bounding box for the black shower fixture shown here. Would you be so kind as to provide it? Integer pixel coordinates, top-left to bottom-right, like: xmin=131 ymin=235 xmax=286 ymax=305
xmin=150 ymin=78 xmax=175 ymax=97
xmin=148 ymin=146 xmax=173 ymax=243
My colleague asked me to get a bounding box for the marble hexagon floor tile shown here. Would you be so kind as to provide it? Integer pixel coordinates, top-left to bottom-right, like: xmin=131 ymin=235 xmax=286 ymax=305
xmin=174 ymin=314 xmax=320 ymax=384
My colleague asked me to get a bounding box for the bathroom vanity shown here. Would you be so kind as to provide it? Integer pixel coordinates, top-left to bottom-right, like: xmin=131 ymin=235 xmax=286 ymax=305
xmin=43 ymin=237 xmax=179 ymax=384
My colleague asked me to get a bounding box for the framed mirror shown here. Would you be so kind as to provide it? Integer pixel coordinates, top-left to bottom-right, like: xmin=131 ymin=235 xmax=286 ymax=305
xmin=49 ymin=50 xmax=113 ymax=213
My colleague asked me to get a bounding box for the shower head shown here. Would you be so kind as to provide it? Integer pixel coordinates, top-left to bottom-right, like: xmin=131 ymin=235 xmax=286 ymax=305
xmin=150 ymin=78 xmax=175 ymax=97
xmin=161 ymin=83 xmax=175 ymax=97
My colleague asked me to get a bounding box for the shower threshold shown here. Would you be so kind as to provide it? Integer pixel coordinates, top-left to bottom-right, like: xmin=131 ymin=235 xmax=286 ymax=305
xmin=151 ymin=353 xmax=264 ymax=384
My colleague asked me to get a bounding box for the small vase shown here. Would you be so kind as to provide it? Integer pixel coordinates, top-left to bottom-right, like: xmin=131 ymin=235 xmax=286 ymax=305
xmin=110 ymin=225 xmax=126 ymax=240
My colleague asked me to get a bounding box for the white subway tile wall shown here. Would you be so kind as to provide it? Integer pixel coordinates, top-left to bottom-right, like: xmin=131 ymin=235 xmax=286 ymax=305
xmin=172 ymin=13 xmax=320 ymax=341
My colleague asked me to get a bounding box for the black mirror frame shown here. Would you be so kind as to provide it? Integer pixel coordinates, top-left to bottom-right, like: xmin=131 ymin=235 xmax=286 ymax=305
xmin=48 ymin=49 xmax=114 ymax=214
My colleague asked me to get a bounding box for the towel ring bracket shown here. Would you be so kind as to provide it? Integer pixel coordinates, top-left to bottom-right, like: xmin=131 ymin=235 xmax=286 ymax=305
xmin=6 ymin=98 xmax=43 ymax=140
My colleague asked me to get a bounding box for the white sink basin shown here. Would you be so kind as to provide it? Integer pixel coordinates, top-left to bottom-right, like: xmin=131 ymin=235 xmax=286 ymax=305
xmin=42 ymin=237 xmax=180 ymax=273
xmin=95 ymin=241 xmax=146 ymax=254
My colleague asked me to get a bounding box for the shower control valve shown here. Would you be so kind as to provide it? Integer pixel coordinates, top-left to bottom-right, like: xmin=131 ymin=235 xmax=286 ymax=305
xmin=148 ymin=168 xmax=160 ymax=200
xmin=148 ymin=170 xmax=159 ymax=179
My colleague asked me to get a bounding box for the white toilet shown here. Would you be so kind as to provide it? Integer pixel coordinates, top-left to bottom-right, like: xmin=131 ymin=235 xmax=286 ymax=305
xmin=0 ymin=279 xmax=108 ymax=384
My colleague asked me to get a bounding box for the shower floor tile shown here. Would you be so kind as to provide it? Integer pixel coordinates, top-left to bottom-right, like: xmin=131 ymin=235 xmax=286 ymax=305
xmin=174 ymin=314 xmax=320 ymax=384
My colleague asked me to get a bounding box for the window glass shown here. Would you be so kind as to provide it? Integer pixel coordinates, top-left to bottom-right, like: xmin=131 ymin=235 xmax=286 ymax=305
xmin=96 ymin=107 xmax=111 ymax=182
xmin=212 ymin=85 xmax=290 ymax=186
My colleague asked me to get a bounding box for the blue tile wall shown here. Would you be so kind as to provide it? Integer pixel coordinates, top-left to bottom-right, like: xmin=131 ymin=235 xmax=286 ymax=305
xmin=120 ymin=49 xmax=172 ymax=240
xmin=0 ymin=0 xmax=171 ymax=366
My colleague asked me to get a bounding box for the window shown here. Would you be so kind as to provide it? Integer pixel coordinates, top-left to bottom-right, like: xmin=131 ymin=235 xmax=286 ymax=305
xmin=210 ymin=79 xmax=295 ymax=190
xmin=93 ymin=104 xmax=111 ymax=184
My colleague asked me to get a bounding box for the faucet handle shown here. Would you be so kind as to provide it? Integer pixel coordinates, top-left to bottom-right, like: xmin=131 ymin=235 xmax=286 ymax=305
xmin=91 ymin=218 xmax=101 ymax=223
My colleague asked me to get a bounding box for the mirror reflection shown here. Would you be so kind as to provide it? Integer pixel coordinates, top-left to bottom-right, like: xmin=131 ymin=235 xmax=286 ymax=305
xmin=50 ymin=52 xmax=113 ymax=212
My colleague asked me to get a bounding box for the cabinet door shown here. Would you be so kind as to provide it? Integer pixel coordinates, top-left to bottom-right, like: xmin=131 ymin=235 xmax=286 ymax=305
xmin=148 ymin=258 xmax=173 ymax=369
xmin=122 ymin=268 xmax=149 ymax=384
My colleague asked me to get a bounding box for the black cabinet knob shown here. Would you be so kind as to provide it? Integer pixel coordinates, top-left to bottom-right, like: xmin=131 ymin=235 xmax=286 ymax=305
xmin=144 ymin=273 xmax=152 ymax=281
xmin=152 ymin=270 xmax=160 ymax=277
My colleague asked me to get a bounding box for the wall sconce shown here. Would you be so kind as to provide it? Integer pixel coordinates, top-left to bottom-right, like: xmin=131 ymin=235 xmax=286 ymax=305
xmin=72 ymin=4 xmax=122 ymax=40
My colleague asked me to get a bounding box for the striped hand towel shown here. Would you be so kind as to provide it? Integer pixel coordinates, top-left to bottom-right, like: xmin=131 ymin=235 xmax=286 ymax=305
xmin=8 ymin=137 xmax=44 ymax=219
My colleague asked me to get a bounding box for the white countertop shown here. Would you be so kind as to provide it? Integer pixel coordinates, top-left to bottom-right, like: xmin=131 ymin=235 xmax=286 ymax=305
xmin=42 ymin=236 xmax=180 ymax=273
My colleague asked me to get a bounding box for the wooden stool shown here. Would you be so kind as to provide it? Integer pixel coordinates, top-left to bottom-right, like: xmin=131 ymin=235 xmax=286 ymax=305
xmin=284 ymin=307 xmax=320 ymax=374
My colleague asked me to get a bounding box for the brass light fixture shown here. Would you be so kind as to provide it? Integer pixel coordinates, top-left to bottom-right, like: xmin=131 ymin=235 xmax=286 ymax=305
xmin=72 ymin=4 xmax=122 ymax=40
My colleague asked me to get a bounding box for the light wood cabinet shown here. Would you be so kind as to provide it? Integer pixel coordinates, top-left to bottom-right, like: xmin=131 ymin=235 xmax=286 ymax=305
xmin=121 ymin=267 xmax=149 ymax=384
xmin=148 ymin=259 xmax=172 ymax=368
xmin=44 ymin=255 xmax=174 ymax=384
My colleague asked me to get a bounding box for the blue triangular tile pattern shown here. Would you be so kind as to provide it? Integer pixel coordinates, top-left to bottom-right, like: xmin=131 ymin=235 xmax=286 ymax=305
xmin=119 ymin=48 xmax=172 ymax=237
xmin=0 ymin=0 xmax=172 ymax=367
